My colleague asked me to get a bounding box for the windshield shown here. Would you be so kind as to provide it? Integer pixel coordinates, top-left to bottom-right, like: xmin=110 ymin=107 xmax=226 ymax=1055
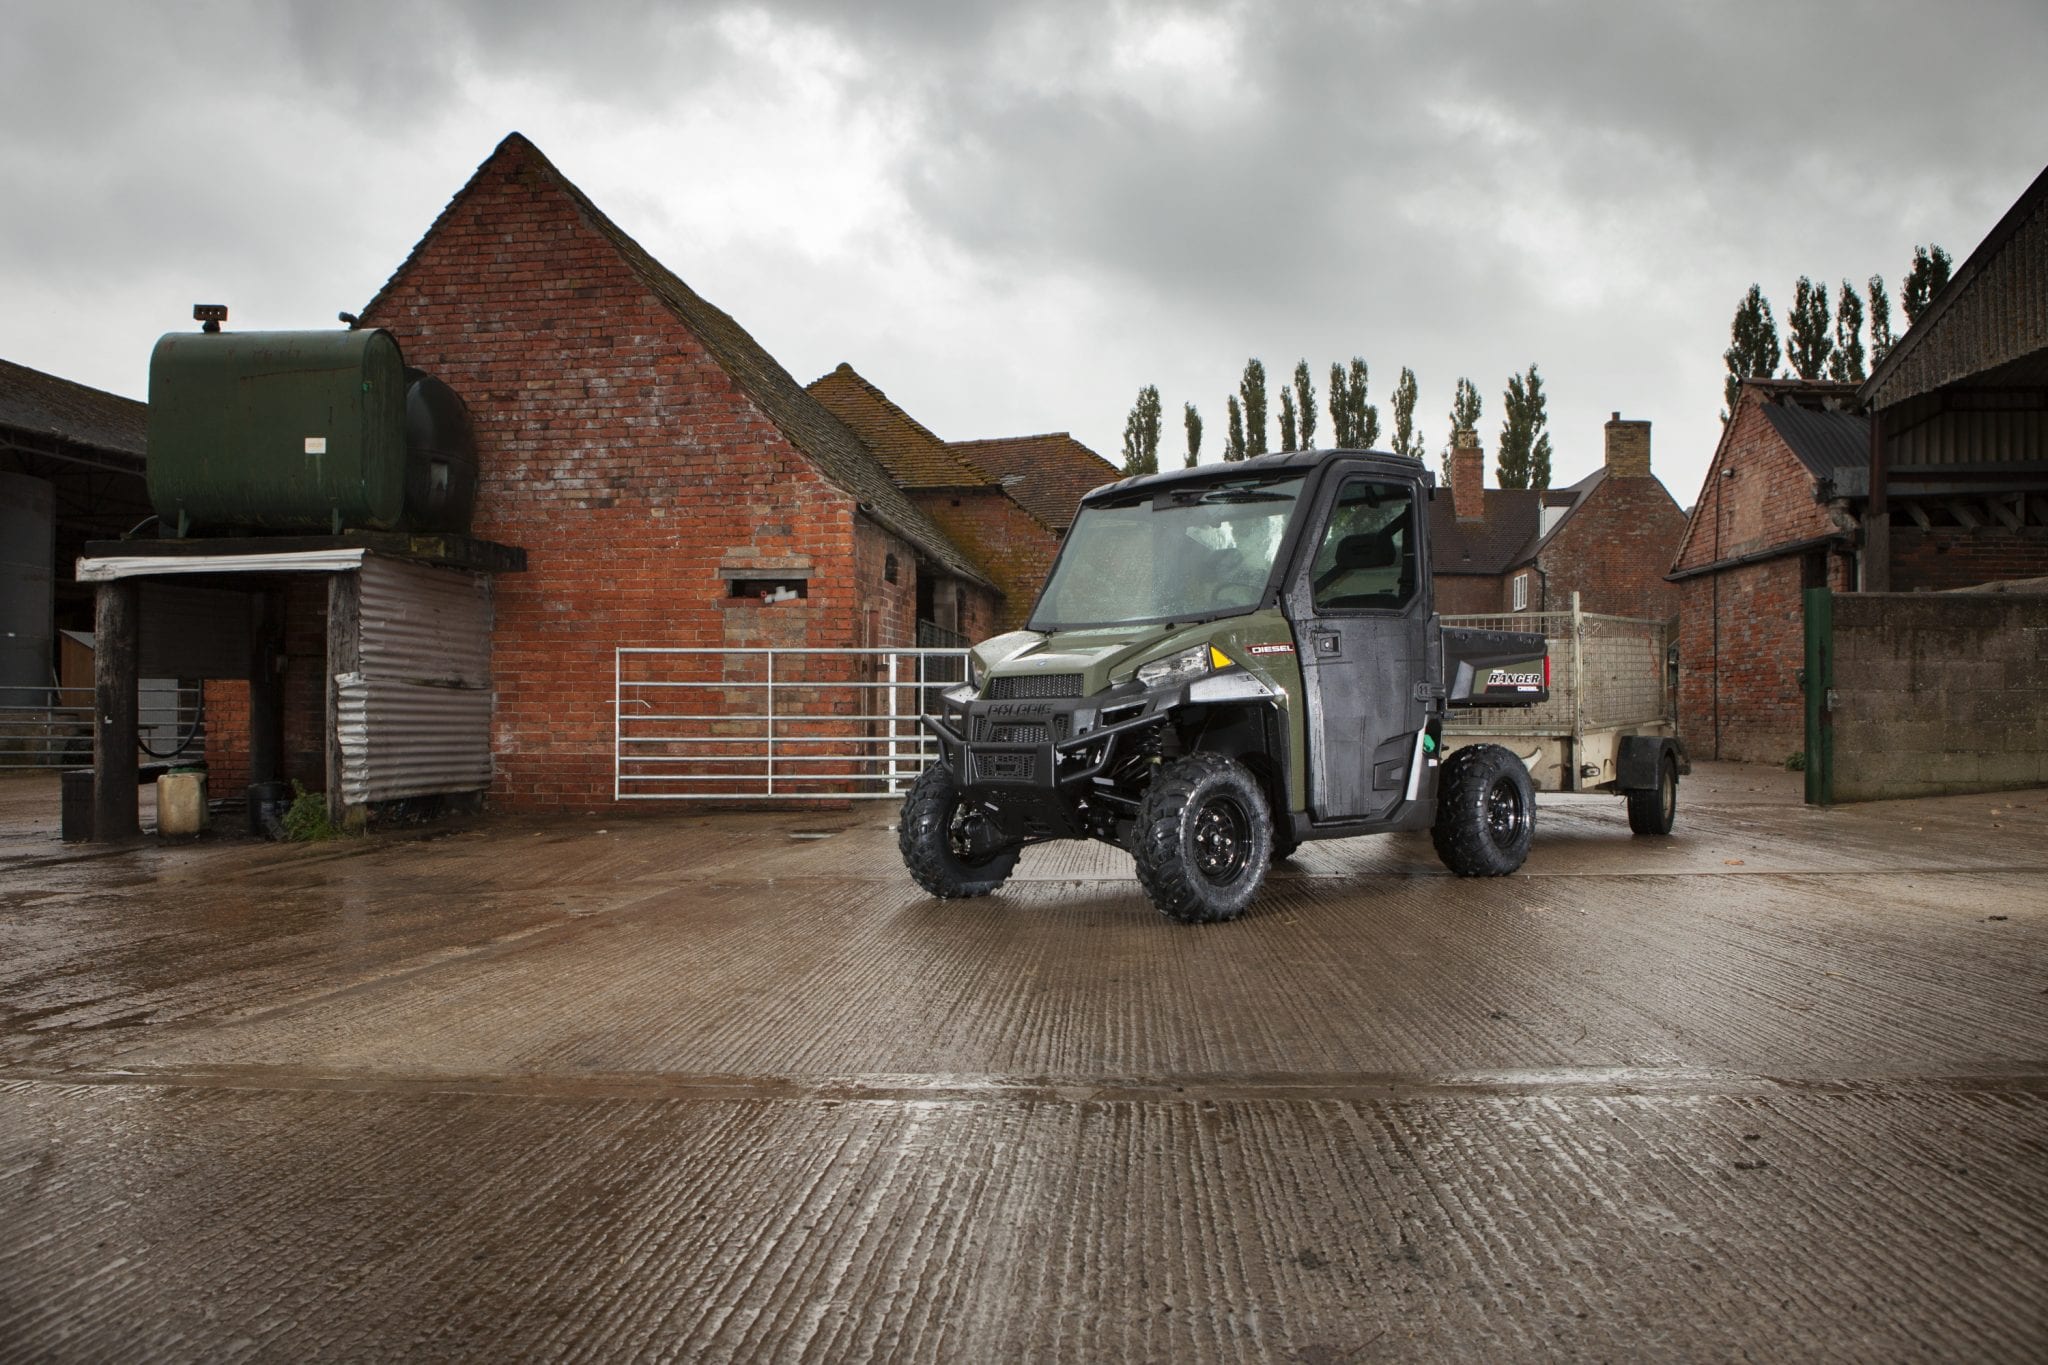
xmin=1029 ymin=475 xmax=1306 ymax=629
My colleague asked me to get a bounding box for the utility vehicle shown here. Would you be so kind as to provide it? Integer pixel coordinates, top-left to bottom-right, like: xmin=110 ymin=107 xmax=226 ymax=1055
xmin=897 ymin=449 xmax=1684 ymax=922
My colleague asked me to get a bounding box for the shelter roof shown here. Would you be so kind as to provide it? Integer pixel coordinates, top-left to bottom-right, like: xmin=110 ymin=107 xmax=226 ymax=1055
xmin=363 ymin=134 xmax=991 ymax=589
xmin=1860 ymin=160 xmax=2048 ymax=410
xmin=0 ymin=357 xmax=147 ymax=462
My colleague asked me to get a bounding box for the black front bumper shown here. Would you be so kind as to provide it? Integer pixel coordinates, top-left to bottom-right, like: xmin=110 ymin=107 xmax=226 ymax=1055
xmin=921 ymin=682 xmax=1172 ymax=841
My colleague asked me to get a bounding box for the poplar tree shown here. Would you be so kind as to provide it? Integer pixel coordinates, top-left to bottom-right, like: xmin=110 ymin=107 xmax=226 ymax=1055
xmin=1293 ymin=360 xmax=1316 ymax=450
xmin=1496 ymin=364 xmax=1551 ymax=491
xmin=1786 ymin=277 xmax=1833 ymax=381
xmin=1183 ymin=402 xmax=1203 ymax=467
xmin=1278 ymin=388 xmax=1299 ymax=452
xmin=1391 ymin=366 xmax=1423 ymax=461
xmin=1120 ymin=384 xmax=1162 ymax=476
xmin=1240 ymin=358 xmax=1269 ymax=456
xmin=1828 ymin=281 xmax=1866 ymax=383
xmin=1327 ymin=362 xmax=1352 ymax=447
xmin=1867 ymin=275 xmax=1896 ymax=368
xmin=1225 ymin=396 xmax=1247 ymax=462
xmin=1348 ymin=358 xmax=1380 ymax=449
xmin=1446 ymin=377 xmax=1480 ymax=458
xmin=1901 ymin=243 xmax=1954 ymax=326
xmin=1722 ymin=285 xmax=1781 ymax=419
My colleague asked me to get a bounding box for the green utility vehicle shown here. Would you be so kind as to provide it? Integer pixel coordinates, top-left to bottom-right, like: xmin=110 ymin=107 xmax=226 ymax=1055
xmin=898 ymin=449 xmax=1685 ymax=922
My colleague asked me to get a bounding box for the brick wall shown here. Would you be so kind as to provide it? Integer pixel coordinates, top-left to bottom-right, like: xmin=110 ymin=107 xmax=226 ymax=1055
xmin=358 ymin=141 xmax=872 ymax=811
xmin=1677 ymin=551 xmax=1853 ymax=763
xmin=1891 ymin=526 xmax=2048 ymax=592
xmin=1533 ymin=475 xmax=1686 ymax=619
xmin=203 ymin=575 xmax=329 ymax=795
xmin=1830 ymin=591 xmax=2048 ymax=800
xmin=912 ymin=488 xmax=1055 ymax=633
xmin=1435 ymin=574 xmax=1506 ymax=616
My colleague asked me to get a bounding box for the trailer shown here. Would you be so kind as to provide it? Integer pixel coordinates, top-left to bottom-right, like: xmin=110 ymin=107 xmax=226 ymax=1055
xmin=1443 ymin=593 xmax=1687 ymax=833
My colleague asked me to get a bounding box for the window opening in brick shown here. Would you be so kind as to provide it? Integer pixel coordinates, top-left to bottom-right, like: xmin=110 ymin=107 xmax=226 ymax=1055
xmin=727 ymin=578 xmax=807 ymax=603
xmin=884 ymin=554 xmax=899 ymax=585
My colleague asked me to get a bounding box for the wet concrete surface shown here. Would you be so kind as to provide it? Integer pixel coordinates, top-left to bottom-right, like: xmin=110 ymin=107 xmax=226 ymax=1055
xmin=1 ymin=765 xmax=2045 ymax=1360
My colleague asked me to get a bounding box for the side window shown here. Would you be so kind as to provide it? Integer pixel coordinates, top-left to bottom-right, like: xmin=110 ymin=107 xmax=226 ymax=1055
xmin=1310 ymin=478 xmax=1417 ymax=612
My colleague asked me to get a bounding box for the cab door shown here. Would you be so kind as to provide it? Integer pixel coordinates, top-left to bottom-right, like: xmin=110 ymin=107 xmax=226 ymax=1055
xmin=1285 ymin=471 xmax=1431 ymax=822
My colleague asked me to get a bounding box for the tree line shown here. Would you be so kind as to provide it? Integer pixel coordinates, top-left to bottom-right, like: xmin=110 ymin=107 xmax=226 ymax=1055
xmin=1123 ymin=358 xmax=1555 ymax=490
xmin=1722 ymin=244 xmax=1953 ymax=418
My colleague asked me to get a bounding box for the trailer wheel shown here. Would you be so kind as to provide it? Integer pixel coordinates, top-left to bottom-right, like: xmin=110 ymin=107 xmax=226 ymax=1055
xmin=1134 ymin=752 xmax=1272 ymax=923
xmin=898 ymin=763 xmax=1019 ymax=898
xmin=1431 ymin=743 xmax=1535 ymax=876
xmin=1626 ymin=753 xmax=1678 ymax=836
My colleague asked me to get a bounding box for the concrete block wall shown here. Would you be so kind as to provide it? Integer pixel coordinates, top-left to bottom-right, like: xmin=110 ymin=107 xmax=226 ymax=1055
xmin=1830 ymin=591 xmax=2048 ymax=800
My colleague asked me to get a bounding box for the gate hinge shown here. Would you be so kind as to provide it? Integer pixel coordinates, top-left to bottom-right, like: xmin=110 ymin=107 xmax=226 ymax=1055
xmin=1413 ymin=681 xmax=1445 ymax=702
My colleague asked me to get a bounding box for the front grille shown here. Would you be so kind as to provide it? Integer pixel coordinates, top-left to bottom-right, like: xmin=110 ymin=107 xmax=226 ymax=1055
xmin=974 ymin=751 xmax=1037 ymax=783
xmin=988 ymin=673 xmax=1084 ymax=700
xmin=973 ymin=715 xmax=1071 ymax=744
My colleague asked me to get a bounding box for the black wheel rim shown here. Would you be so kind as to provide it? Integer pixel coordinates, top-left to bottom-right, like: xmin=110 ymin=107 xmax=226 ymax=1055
xmin=1484 ymin=777 xmax=1526 ymax=848
xmin=1192 ymin=793 xmax=1252 ymax=886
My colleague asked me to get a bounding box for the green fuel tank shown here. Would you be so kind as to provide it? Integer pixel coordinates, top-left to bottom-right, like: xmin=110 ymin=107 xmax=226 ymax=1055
xmin=147 ymin=327 xmax=479 ymax=536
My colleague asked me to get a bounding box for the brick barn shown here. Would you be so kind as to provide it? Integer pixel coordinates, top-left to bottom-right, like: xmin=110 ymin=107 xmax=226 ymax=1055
xmin=1429 ymin=413 xmax=1687 ymax=619
xmin=277 ymin=132 xmax=1007 ymax=811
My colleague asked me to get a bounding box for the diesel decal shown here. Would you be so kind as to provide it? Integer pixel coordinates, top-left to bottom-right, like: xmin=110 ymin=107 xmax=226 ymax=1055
xmin=1247 ymin=643 xmax=1296 ymax=655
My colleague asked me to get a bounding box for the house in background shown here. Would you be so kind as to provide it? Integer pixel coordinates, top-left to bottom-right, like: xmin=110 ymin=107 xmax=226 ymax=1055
xmin=1428 ymin=413 xmax=1686 ymax=619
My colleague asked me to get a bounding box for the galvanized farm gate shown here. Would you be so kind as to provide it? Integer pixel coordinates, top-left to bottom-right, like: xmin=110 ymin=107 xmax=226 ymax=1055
xmin=614 ymin=646 xmax=967 ymax=800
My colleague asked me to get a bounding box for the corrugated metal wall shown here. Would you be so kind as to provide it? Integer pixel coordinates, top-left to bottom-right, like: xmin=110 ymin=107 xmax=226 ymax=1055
xmin=337 ymin=556 xmax=493 ymax=804
xmin=1885 ymin=393 xmax=2048 ymax=467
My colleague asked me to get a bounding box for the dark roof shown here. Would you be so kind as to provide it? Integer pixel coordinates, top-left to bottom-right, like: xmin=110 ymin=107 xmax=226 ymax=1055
xmin=805 ymin=364 xmax=996 ymax=491
xmin=1429 ymin=488 xmax=1544 ymax=575
xmin=0 ymin=357 xmax=147 ymax=461
xmin=948 ymin=432 xmax=1119 ymax=532
xmin=1860 ymin=160 xmax=2048 ymax=410
xmin=363 ymin=134 xmax=991 ymax=589
xmin=1762 ymin=397 xmax=1870 ymax=479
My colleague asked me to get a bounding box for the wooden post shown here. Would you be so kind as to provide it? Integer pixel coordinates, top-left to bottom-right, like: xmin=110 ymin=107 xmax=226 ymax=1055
xmin=248 ymin=587 xmax=286 ymax=787
xmin=1864 ymin=408 xmax=1890 ymax=591
xmin=92 ymin=578 xmax=140 ymax=841
xmin=325 ymin=571 xmax=361 ymax=822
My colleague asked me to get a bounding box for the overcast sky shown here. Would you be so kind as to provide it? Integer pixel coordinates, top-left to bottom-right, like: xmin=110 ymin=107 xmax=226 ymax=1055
xmin=5 ymin=1 xmax=2045 ymax=508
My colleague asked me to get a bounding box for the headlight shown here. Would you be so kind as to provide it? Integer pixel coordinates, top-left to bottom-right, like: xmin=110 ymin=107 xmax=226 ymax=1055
xmin=966 ymin=652 xmax=986 ymax=692
xmin=1136 ymin=645 xmax=1213 ymax=689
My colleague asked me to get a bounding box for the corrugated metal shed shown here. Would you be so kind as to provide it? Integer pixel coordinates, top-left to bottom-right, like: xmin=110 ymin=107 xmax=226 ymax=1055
xmin=339 ymin=555 xmax=493 ymax=804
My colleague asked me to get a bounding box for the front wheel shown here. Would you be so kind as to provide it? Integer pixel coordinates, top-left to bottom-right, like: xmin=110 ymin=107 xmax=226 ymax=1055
xmin=898 ymin=763 xmax=1019 ymax=898
xmin=1626 ymin=754 xmax=1678 ymax=836
xmin=1134 ymin=753 xmax=1272 ymax=923
xmin=1431 ymin=743 xmax=1535 ymax=876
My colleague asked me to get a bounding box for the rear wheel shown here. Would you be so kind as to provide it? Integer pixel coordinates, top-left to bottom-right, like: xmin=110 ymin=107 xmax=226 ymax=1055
xmin=899 ymin=763 xmax=1019 ymax=898
xmin=1134 ymin=753 xmax=1272 ymax=923
xmin=1431 ymin=743 xmax=1535 ymax=876
xmin=1627 ymin=754 xmax=1678 ymax=836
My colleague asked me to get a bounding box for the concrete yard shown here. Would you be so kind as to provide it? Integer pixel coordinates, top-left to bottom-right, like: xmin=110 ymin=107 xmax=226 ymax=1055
xmin=1 ymin=766 xmax=2045 ymax=1361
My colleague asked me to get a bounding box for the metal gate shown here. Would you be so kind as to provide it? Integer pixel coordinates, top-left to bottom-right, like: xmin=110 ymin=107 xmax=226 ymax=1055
xmin=0 ymin=682 xmax=207 ymax=772
xmin=614 ymin=647 xmax=968 ymax=800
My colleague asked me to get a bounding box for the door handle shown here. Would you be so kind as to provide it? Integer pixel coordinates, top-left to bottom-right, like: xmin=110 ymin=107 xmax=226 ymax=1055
xmin=1311 ymin=632 xmax=1342 ymax=657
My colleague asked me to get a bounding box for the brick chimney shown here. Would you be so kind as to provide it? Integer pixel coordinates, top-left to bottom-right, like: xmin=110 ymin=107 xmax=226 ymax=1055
xmin=1450 ymin=427 xmax=1485 ymax=521
xmin=1604 ymin=412 xmax=1651 ymax=477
